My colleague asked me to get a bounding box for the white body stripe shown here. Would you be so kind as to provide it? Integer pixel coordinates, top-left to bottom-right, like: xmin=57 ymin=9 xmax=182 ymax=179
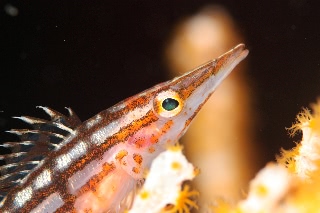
xmin=55 ymin=141 xmax=88 ymax=171
xmin=86 ymin=114 xmax=102 ymax=128
xmin=69 ymin=141 xmax=88 ymax=160
xmin=14 ymin=186 xmax=33 ymax=208
xmin=30 ymin=192 xmax=64 ymax=213
xmin=55 ymin=154 xmax=72 ymax=171
xmin=108 ymin=103 xmax=126 ymax=113
xmin=33 ymin=169 xmax=52 ymax=190
xmin=90 ymin=104 xmax=151 ymax=145
xmin=56 ymin=132 xmax=77 ymax=150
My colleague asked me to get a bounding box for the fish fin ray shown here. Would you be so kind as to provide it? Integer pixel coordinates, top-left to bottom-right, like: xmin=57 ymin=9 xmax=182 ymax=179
xmin=0 ymin=107 xmax=82 ymax=201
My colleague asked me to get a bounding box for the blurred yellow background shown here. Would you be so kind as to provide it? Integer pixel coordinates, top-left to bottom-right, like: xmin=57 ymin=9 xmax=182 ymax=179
xmin=165 ymin=6 xmax=259 ymax=208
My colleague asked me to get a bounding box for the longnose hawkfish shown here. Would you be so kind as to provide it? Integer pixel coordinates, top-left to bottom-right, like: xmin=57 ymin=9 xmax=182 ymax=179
xmin=0 ymin=44 xmax=248 ymax=213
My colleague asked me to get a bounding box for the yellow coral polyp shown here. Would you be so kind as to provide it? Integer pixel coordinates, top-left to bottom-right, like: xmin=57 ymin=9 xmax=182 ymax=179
xmin=211 ymin=199 xmax=236 ymax=213
xmin=288 ymin=100 xmax=320 ymax=137
xmin=287 ymin=108 xmax=312 ymax=137
xmin=167 ymin=143 xmax=184 ymax=152
xmin=211 ymin=100 xmax=320 ymax=213
xmin=256 ymin=184 xmax=268 ymax=197
xmin=171 ymin=161 xmax=182 ymax=170
xmin=164 ymin=185 xmax=199 ymax=213
xmin=276 ymin=144 xmax=300 ymax=173
xmin=310 ymin=100 xmax=320 ymax=134
xmin=140 ymin=190 xmax=149 ymax=200
xmin=193 ymin=167 xmax=200 ymax=177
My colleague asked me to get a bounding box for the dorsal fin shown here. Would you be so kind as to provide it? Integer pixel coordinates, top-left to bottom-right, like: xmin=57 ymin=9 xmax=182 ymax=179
xmin=0 ymin=107 xmax=81 ymax=199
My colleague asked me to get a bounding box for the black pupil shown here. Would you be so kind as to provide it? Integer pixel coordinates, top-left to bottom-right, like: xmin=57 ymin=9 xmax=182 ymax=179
xmin=162 ymin=98 xmax=179 ymax=111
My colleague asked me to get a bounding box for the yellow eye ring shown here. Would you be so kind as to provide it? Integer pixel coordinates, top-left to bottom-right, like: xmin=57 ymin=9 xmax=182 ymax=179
xmin=153 ymin=90 xmax=183 ymax=118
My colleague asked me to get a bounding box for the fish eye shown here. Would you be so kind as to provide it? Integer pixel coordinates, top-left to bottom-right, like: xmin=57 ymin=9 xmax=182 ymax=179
xmin=154 ymin=90 xmax=183 ymax=118
xmin=162 ymin=98 xmax=179 ymax=111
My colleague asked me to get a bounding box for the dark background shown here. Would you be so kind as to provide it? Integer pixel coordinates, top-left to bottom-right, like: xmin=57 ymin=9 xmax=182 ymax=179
xmin=0 ymin=0 xmax=319 ymax=166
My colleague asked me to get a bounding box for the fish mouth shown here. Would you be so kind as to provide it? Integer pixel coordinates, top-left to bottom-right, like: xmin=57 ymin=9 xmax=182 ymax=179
xmin=211 ymin=43 xmax=249 ymax=77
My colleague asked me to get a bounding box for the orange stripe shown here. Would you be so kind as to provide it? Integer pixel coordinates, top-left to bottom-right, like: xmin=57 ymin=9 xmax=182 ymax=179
xmin=101 ymin=110 xmax=158 ymax=150
xmin=77 ymin=162 xmax=116 ymax=196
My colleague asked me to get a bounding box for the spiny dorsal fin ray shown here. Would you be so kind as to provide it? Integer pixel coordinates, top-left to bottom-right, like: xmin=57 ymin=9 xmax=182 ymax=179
xmin=0 ymin=152 xmax=28 ymax=163
xmin=0 ymin=170 xmax=29 ymax=185
xmin=0 ymin=141 xmax=36 ymax=148
xmin=0 ymin=179 xmax=22 ymax=198
xmin=13 ymin=116 xmax=75 ymax=135
xmin=0 ymin=161 xmax=39 ymax=175
xmin=0 ymin=170 xmax=30 ymax=197
xmin=0 ymin=141 xmax=38 ymax=152
xmin=0 ymin=141 xmax=56 ymax=155
xmin=0 ymin=107 xmax=81 ymax=196
xmin=36 ymin=106 xmax=81 ymax=128
xmin=1 ymin=137 xmax=56 ymax=165
xmin=6 ymin=129 xmax=65 ymax=141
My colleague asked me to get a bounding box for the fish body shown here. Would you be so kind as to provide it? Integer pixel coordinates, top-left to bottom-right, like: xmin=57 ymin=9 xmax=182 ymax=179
xmin=0 ymin=44 xmax=248 ymax=212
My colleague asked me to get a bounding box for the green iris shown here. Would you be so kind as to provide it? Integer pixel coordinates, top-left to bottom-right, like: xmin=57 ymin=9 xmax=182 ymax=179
xmin=162 ymin=98 xmax=179 ymax=111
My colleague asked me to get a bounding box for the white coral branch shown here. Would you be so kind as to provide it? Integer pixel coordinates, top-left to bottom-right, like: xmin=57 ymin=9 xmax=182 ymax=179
xmin=129 ymin=146 xmax=197 ymax=213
